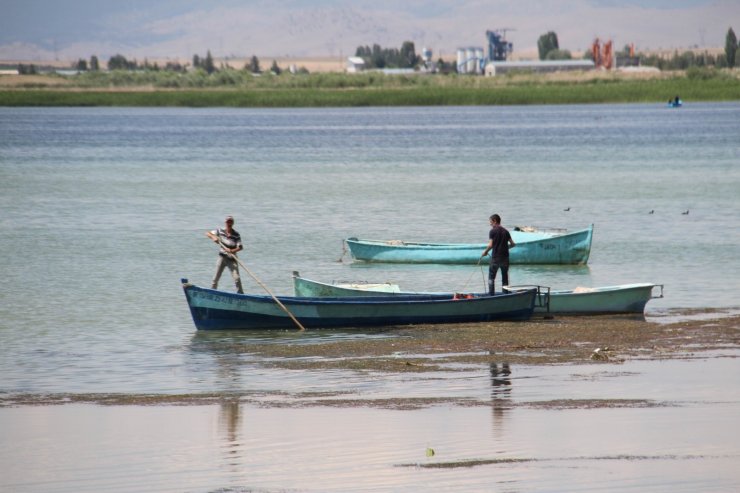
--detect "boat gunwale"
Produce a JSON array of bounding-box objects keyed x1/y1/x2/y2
[
  {"x1": 346, "y1": 225, "x2": 593, "y2": 250},
  {"x1": 294, "y1": 274, "x2": 658, "y2": 299},
  {"x1": 186, "y1": 280, "x2": 535, "y2": 306}
]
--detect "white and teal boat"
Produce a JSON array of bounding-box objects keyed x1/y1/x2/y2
[
  {"x1": 292, "y1": 273, "x2": 663, "y2": 315},
  {"x1": 344, "y1": 224, "x2": 593, "y2": 265}
]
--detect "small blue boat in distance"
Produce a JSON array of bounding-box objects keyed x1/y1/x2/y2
[
  {"x1": 668, "y1": 96, "x2": 682, "y2": 107},
  {"x1": 344, "y1": 224, "x2": 593, "y2": 265}
]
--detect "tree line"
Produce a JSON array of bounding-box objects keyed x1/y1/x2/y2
[
  {"x1": 537, "y1": 28, "x2": 738, "y2": 69},
  {"x1": 354, "y1": 41, "x2": 420, "y2": 69},
  {"x1": 68, "y1": 51, "x2": 291, "y2": 74},
  {"x1": 12, "y1": 26, "x2": 738, "y2": 76}
]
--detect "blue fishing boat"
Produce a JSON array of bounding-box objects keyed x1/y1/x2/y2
[
  {"x1": 292, "y1": 273, "x2": 663, "y2": 315},
  {"x1": 181, "y1": 278, "x2": 538, "y2": 330},
  {"x1": 344, "y1": 224, "x2": 593, "y2": 265}
]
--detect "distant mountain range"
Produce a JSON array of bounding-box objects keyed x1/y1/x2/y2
[{"x1": 1, "y1": 1, "x2": 736, "y2": 62}]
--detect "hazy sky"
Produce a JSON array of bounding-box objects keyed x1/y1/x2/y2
[{"x1": 1, "y1": 0, "x2": 737, "y2": 61}]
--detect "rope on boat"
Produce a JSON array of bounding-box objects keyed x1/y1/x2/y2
[
  {"x1": 458, "y1": 256, "x2": 485, "y2": 293},
  {"x1": 337, "y1": 239, "x2": 347, "y2": 263}
]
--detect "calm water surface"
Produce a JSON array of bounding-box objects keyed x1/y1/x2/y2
[{"x1": 1, "y1": 104, "x2": 739, "y2": 491}]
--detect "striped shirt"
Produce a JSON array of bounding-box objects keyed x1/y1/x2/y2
[{"x1": 212, "y1": 227, "x2": 242, "y2": 255}]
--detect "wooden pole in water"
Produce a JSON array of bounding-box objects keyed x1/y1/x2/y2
[{"x1": 214, "y1": 240, "x2": 306, "y2": 331}]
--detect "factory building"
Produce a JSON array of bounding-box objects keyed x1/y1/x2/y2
[
  {"x1": 458, "y1": 29, "x2": 596, "y2": 76},
  {"x1": 485, "y1": 59, "x2": 595, "y2": 76}
]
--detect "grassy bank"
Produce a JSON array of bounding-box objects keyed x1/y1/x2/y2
[{"x1": 1, "y1": 70, "x2": 739, "y2": 107}]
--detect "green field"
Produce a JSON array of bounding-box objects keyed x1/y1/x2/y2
[{"x1": 1, "y1": 68, "x2": 739, "y2": 107}]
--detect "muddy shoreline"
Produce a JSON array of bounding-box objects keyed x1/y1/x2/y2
[
  {"x1": 243, "y1": 311, "x2": 740, "y2": 369},
  {"x1": 3, "y1": 311, "x2": 738, "y2": 409}
]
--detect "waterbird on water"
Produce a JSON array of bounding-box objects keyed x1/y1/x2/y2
[
  {"x1": 649, "y1": 210, "x2": 654, "y2": 214},
  {"x1": 563, "y1": 207, "x2": 570, "y2": 211},
  {"x1": 682, "y1": 210, "x2": 689, "y2": 215}
]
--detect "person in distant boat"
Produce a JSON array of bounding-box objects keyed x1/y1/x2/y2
[
  {"x1": 481, "y1": 214, "x2": 516, "y2": 295},
  {"x1": 206, "y1": 215, "x2": 244, "y2": 293}
]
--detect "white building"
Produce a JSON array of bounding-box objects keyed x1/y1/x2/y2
[
  {"x1": 485, "y1": 60, "x2": 595, "y2": 76},
  {"x1": 346, "y1": 56, "x2": 366, "y2": 73}
]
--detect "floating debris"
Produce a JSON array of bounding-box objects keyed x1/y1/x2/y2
[{"x1": 591, "y1": 347, "x2": 611, "y2": 361}]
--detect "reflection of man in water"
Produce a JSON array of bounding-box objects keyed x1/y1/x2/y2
[
  {"x1": 490, "y1": 362, "x2": 512, "y2": 436},
  {"x1": 219, "y1": 399, "x2": 241, "y2": 451},
  {"x1": 490, "y1": 362, "x2": 512, "y2": 398}
]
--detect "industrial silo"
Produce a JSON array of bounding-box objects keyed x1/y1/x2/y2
[
  {"x1": 474, "y1": 47, "x2": 484, "y2": 74},
  {"x1": 466, "y1": 47, "x2": 476, "y2": 73},
  {"x1": 456, "y1": 48, "x2": 466, "y2": 73},
  {"x1": 422, "y1": 47, "x2": 432, "y2": 63}
]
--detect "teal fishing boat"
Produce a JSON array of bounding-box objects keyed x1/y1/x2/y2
[
  {"x1": 344, "y1": 225, "x2": 593, "y2": 265},
  {"x1": 182, "y1": 278, "x2": 538, "y2": 330},
  {"x1": 292, "y1": 273, "x2": 663, "y2": 315}
]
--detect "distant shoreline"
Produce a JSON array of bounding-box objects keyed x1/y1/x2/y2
[{"x1": 1, "y1": 70, "x2": 739, "y2": 107}]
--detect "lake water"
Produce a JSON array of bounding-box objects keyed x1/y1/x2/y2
[{"x1": 1, "y1": 104, "x2": 739, "y2": 492}]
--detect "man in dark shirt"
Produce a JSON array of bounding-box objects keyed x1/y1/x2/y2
[
  {"x1": 481, "y1": 214, "x2": 516, "y2": 295},
  {"x1": 206, "y1": 215, "x2": 244, "y2": 293}
]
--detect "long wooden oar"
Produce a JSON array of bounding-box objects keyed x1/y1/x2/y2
[{"x1": 213, "y1": 240, "x2": 306, "y2": 331}]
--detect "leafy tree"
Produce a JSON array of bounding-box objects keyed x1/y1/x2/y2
[
  {"x1": 537, "y1": 31, "x2": 559, "y2": 60},
  {"x1": 371, "y1": 44, "x2": 385, "y2": 68},
  {"x1": 17, "y1": 64, "x2": 37, "y2": 75},
  {"x1": 89, "y1": 55, "x2": 99, "y2": 71},
  {"x1": 75, "y1": 59, "x2": 88, "y2": 71},
  {"x1": 270, "y1": 60, "x2": 281, "y2": 74},
  {"x1": 108, "y1": 54, "x2": 136, "y2": 70},
  {"x1": 400, "y1": 41, "x2": 419, "y2": 68},
  {"x1": 726, "y1": 27, "x2": 737, "y2": 68},
  {"x1": 203, "y1": 50, "x2": 216, "y2": 74},
  {"x1": 164, "y1": 61, "x2": 186, "y2": 72},
  {"x1": 192, "y1": 54, "x2": 201, "y2": 69},
  {"x1": 354, "y1": 41, "x2": 420, "y2": 69},
  {"x1": 247, "y1": 55, "x2": 260, "y2": 73},
  {"x1": 545, "y1": 49, "x2": 572, "y2": 60},
  {"x1": 436, "y1": 57, "x2": 456, "y2": 73}
]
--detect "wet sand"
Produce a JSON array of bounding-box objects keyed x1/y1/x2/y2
[
  {"x1": 2, "y1": 311, "x2": 738, "y2": 492},
  {"x1": 4, "y1": 311, "x2": 738, "y2": 409}
]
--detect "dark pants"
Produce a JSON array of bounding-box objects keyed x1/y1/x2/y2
[{"x1": 488, "y1": 260, "x2": 509, "y2": 295}]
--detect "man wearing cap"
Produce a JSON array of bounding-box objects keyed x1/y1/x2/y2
[{"x1": 206, "y1": 216, "x2": 244, "y2": 293}]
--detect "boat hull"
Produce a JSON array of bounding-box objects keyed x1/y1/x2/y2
[
  {"x1": 292, "y1": 274, "x2": 662, "y2": 315},
  {"x1": 345, "y1": 225, "x2": 593, "y2": 265},
  {"x1": 182, "y1": 279, "x2": 537, "y2": 330},
  {"x1": 533, "y1": 283, "x2": 661, "y2": 314}
]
